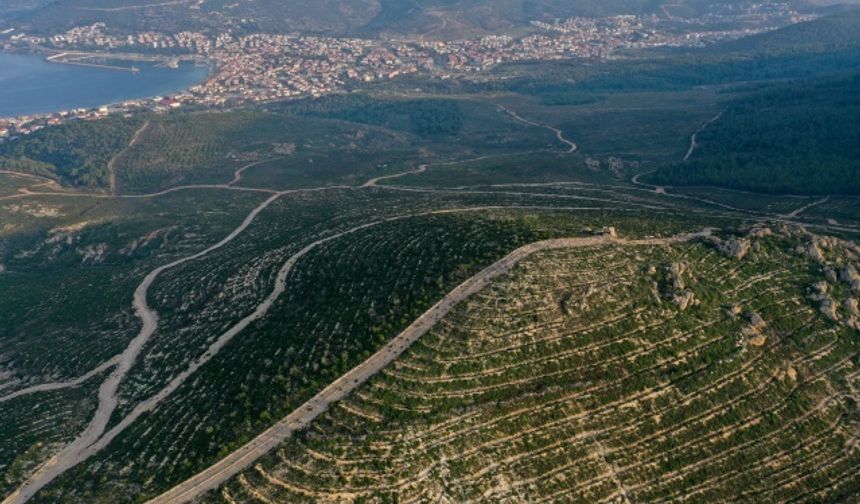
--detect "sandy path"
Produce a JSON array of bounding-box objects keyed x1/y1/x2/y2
[
  {"x1": 0, "y1": 160, "x2": 439, "y2": 405},
  {"x1": 630, "y1": 171, "x2": 752, "y2": 214},
  {"x1": 2, "y1": 192, "x2": 284, "y2": 504},
  {"x1": 146, "y1": 228, "x2": 710, "y2": 504},
  {"x1": 108, "y1": 121, "x2": 151, "y2": 194},
  {"x1": 0, "y1": 170, "x2": 62, "y2": 193},
  {"x1": 81, "y1": 0, "x2": 192, "y2": 11},
  {"x1": 0, "y1": 183, "x2": 280, "y2": 203},
  {"x1": 2, "y1": 203, "x2": 517, "y2": 502},
  {"x1": 0, "y1": 170, "x2": 56, "y2": 186}
]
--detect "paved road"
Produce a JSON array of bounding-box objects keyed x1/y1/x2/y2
[{"x1": 147, "y1": 230, "x2": 710, "y2": 504}]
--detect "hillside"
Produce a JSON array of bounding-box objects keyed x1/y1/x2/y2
[
  {"x1": 3, "y1": 6, "x2": 860, "y2": 502},
  {"x1": 649, "y1": 71, "x2": 860, "y2": 195},
  {"x1": 713, "y1": 9, "x2": 860, "y2": 54},
  {"x1": 7, "y1": 0, "x2": 820, "y2": 38},
  {"x1": 211, "y1": 226, "x2": 860, "y2": 503}
]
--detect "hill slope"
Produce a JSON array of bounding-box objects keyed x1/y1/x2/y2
[
  {"x1": 713, "y1": 9, "x2": 860, "y2": 54},
  {"x1": 650, "y1": 71, "x2": 860, "y2": 195},
  {"x1": 8, "y1": 0, "x2": 813, "y2": 38},
  {"x1": 212, "y1": 228, "x2": 860, "y2": 502}
]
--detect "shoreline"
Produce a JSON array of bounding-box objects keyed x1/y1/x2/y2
[{"x1": 0, "y1": 49, "x2": 213, "y2": 122}]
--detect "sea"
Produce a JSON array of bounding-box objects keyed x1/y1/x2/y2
[{"x1": 0, "y1": 52, "x2": 209, "y2": 118}]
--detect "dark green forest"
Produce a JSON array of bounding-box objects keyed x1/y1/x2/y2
[
  {"x1": 649, "y1": 72, "x2": 860, "y2": 195},
  {"x1": 288, "y1": 96, "x2": 465, "y2": 136},
  {"x1": 714, "y1": 10, "x2": 860, "y2": 54},
  {"x1": 0, "y1": 117, "x2": 143, "y2": 188}
]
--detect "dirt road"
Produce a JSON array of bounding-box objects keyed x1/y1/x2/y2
[
  {"x1": 361, "y1": 164, "x2": 428, "y2": 187},
  {"x1": 782, "y1": 195, "x2": 830, "y2": 219},
  {"x1": 146, "y1": 228, "x2": 710, "y2": 504},
  {"x1": 683, "y1": 112, "x2": 723, "y2": 162},
  {"x1": 496, "y1": 105, "x2": 578, "y2": 153},
  {"x1": 2, "y1": 192, "x2": 284, "y2": 504},
  {"x1": 228, "y1": 158, "x2": 285, "y2": 186},
  {"x1": 0, "y1": 357, "x2": 119, "y2": 404},
  {"x1": 108, "y1": 121, "x2": 150, "y2": 194},
  {"x1": 2, "y1": 205, "x2": 549, "y2": 503}
]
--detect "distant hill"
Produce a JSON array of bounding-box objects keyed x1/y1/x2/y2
[
  {"x1": 713, "y1": 9, "x2": 860, "y2": 54},
  {"x1": 6, "y1": 0, "x2": 825, "y2": 38},
  {"x1": 8, "y1": 0, "x2": 662, "y2": 37},
  {"x1": 0, "y1": 0, "x2": 54, "y2": 17}
]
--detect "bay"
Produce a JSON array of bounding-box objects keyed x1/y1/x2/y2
[{"x1": 0, "y1": 52, "x2": 208, "y2": 118}]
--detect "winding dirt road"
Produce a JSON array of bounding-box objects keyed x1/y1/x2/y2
[
  {"x1": 228, "y1": 158, "x2": 284, "y2": 187},
  {"x1": 0, "y1": 126, "x2": 853, "y2": 503},
  {"x1": 2, "y1": 192, "x2": 284, "y2": 504},
  {"x1": 495, "y1": 105, "x2": 578, "y2": 153},
  {"x1": 361, "y1": 164, "x2": 428, "y2": 188},
  {"x1": 2, "y1": 201, "x2": 580, "y2": 503},
  {"x1": 146, "y1": 228, "x2": 711, "y2": 504}
]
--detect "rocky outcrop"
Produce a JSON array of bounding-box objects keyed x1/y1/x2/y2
[
  {"x1": 673, "y1": 290, "x2": 697, "y2": 311},
  {"x1": 747, "y1": 226, "x2": 773, "y2": 238},
  {"x1": 840, "y1": 265, "x2": 860, "y2": 293},
  {"x1": 741, "y1": 311, "x2": 768, "y2": 347},
  {"x1": 820, "y1": 299, "x2": 840, "y2": 321},
  {"x1": 668, "y1": 262, "x2": 687, "y2": 290},
  {"x1": 709, "y1": 235, "x2": 752, "y2": 260}
]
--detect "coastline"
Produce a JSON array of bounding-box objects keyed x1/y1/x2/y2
[{"x1": 0, "y1": 49, "x2": 212, "y2": 125}]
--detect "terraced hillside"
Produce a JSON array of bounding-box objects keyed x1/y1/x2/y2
[
  {"x1": 3, "y1": 77, "x2": 860, "y2": 504},
  {"x1": 213, "y1": 226, "x2": 860, "y2": 503}
]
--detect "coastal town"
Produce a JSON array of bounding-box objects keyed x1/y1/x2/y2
[{"x1": 0, "y1": 3, "x2": 813, "y2": 139}]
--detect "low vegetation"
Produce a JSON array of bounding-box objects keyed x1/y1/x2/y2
[{"x1": 215, "y1": 226, "x2": 860, "y2": 503}]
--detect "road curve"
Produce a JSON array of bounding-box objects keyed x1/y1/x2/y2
[
  {"x1": 1, "y1": 205, "x2": 529, "y2": 503},
  {"x1": 228, "y1": 158, "x2": 285, "y2": 186},
  {"x1": 496, "y1": 105, "x2": 578, "y2": 153},
  {"x1": 147, "y1": 228, "x2": 710, "y2": 504},
  {"x1": 0, "y1": 357, "x2": 119, "y2": 404},
  {"x1": 361, "y1": 164, "x2": 428, "y2": 187},
  {"x1": 2, "y1": 192, "x2": 284, "y2": 504}
]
